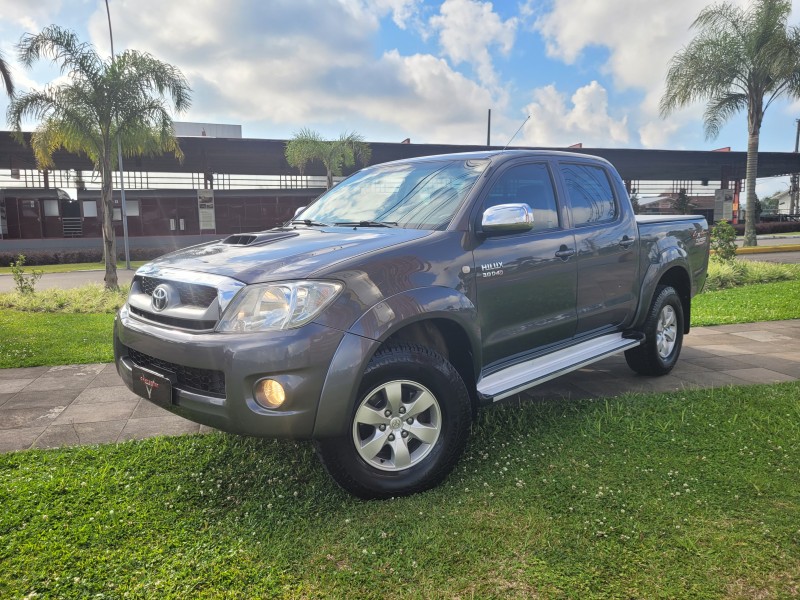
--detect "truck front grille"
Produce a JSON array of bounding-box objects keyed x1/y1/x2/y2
[
  {"x1": 135, "y1": 275, "x2": 218, "y2": 308},
  {"x1": 129, "y1": 306, "x2": 217, "y2": 331},
  {"x1": 127, "y1": 347, "x2": 226, "y2": 397}
]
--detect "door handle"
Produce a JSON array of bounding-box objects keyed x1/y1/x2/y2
[
  {"x1": 619, "y1": 236, "x2": 635, "y2": 248},
  {"x1": 555, "y1": 246, "x2": 575, "y2": 260}
]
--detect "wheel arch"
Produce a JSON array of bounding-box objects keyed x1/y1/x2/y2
[
  {"x1": 633, "y1": 262, "x2": 692, "y2": 335},
  {"x1": 312, "y1": 287, "x2": 481, "y2": 438}
]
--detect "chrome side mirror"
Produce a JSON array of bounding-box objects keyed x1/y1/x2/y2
[{"x1": 481, "y1": 203, "x2": 533, "y2": 234}]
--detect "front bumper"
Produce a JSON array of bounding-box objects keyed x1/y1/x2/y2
[{"x1": 114, "y1": 305, "x2": 347, "y2": 439}]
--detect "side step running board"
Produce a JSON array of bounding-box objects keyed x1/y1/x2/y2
[{"x1": 477, "y1": 332, "x2": 643, "y2": 402}]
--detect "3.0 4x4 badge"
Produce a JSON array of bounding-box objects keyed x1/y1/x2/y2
[{"x1": 480, "y1": 261, "x2": 504, "y2": 278}]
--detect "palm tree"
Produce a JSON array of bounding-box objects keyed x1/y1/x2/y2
[
  {"x1": 660, "y1": 0, "x2": 800, "y2": 246},
  {"x1": 7, "y1": 25, "x2": 191, "y2": 289},
  {"x1": 0, "y1": 49, "x2": 13, "y2": 96},
  {"x1": 285, "y1": 129, "x2": 372, "y2": 189}
]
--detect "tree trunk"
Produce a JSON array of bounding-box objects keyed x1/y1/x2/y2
[
  {"x1": 100, "y1": 153, "x2": 119, "y2": 290},
  {"x1": 743, "y1": 128, "x2": 759, "y2": 247},
  {"x1": 326, "y1": 168, "x2": 333, "y2": 190}
]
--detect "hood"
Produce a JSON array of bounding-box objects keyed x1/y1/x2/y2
[{"x1": 139, "y1": 227, "x2": 432, "y2": 284}]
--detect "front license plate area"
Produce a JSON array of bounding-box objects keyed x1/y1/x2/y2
[{"x1": 132, "y1": 365, "x2": 173, "y2": 408}]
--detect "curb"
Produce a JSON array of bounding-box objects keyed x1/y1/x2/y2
[{"x1": 735, "y1": 245, "x2": 800, "y2": 254}]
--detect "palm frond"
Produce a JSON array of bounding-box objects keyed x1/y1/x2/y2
[{"x1": 0, "y1": 50, "x2": 14, "y2": 96}]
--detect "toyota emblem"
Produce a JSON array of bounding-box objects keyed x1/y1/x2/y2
[{"x1": 151, "y1": 285, "x2": 170, "y2": 312}]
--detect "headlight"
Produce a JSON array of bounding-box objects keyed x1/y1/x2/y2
[{"x1": 216, "y1": 281, "x2": 343, "y2": 333}]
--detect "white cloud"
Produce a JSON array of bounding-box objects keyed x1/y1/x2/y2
[
  {"x1": 81, "y1": 0, "x2": 498, "y2": 144},
  {"x1": 0, "y1": 0, "x2": 62, "y2": 32},
  {"x1": 520, "y1": 81, "x2": 629, "y2": 148},
  {"x1": 429, "y1": 0, "x2": 517, "y2": 88}
]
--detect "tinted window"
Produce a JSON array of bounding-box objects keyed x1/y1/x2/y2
[
  {"x1": 484, "y1": 163, "x2": 559, "y2": 231},
  {"x1": 561, "y1": 164, "x2": 617, "y2": 226}
]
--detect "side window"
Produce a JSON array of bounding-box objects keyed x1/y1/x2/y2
[
  {"x1": 484, "y1": 163, "x2": 559, "y2": 232},
  {"x1": 561, "y1": 163, "x2": 617, "y2": 226}
]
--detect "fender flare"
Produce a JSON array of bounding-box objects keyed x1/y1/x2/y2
[
  {"x1": 312, "y1": 286, "x2": 480, "y2": 438},
  {"x1": 630, "y1": 246, "x2": 691, "y2": 332}
]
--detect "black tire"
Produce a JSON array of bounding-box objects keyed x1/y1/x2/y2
[
  {"x1": 625, "y1": 285, "x2": 684, "y2": 376},
  {"x1": 314, "y1": 343, "x2": 472, "y2": 500}
]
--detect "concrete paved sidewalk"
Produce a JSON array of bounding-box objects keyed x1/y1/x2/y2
[{"x1": 1, "y1": 320, "x2": 799, "y2": 454}]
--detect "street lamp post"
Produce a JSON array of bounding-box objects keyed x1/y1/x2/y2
[{"x1": 104, "y1": 0, "x2": 131, "y2": 270}]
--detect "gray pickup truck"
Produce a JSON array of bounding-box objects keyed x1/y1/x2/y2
[{"x1": 115, "y1": 150, "x2": 709, "y2": 498}]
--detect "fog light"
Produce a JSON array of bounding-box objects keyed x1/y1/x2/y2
[{"x1": 254, "y1": 379, "x2": 286, "y2": 409}]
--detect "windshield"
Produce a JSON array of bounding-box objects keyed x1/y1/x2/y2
[{"x1": 296, "y1": 158, "x2": 490, "y2": 230}]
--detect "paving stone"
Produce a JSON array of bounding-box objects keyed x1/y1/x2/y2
[
  {"x1": 677, "y1": 371, "x2": 752, "y2": 387},
  {"x1": 34, "y1": 421, "x2": 127, "y2": 448},
  {"x1": 2, "y1": 388, "x2": 82, "y2": 409},
  {"x1": 198, "y1": 425, "x2": 218, "y2": 435},
  {"x1": 86, "y1": 372, "x2": 125, "y2": 388},
  {"x1": 669, "y1": 361, "x2": 713, "y2": 374},
  {"x1": 677, "y1": 347, "x2": 717, "y2": 360},
  {"x1": 42, "y1": 364, "x2": 106, "y2": 378},
  {"x1": 720, "y1": 368, "x2": 796, "y2": 384},
  {"x1": 0, "y1": 426, "x2": 47, "y2": 452},
  {"x1": 131, "y1": 399, "x2": 175, "y2": 419},
  {"x1": 698, "y1": 344, "x2": 761, "y2": 357},
  {"x1": 0, "y1": 406, "x2": 68, "y2": 430},
  {"x1": 0, "y1": 366, "x2": 49, "y2": 380},
  {"x1": 118, "y1": 416, "x2": 200, "y2": 442},
  {"x1": 0, "y1": 393, "x2": 13, "y2": 408},
  {"x1": 729, "y1": 331, "x2": 795, "y2": 343},
  {"x1": 684, "y1": 356, "x2": 753, "y2": 371},
  {"x1": 0, "y1": 379, "x2": 35, "y2": 394},
  {"x1": 23, "y1": 376, "x2": 95, "y2": 392},
  {"x1": 73, "y1": 386, "x2": 139, "y2": 405},
  {"x1": 51, "y1": 401, "x2": 135, "y2": 425},
  {"x1": 32, "y1": 424, "x2": 80, "y2": 449},
  {"x1": 735, "y1": 354, "x2": 800, "y2": 377}
]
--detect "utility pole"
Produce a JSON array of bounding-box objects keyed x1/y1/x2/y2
[
  {"x1": 792, "y1": 119, "x2": 800, "y2": 215},
  {"x1": 487, "y1": 109, "x2": 491, "y2": 146}
]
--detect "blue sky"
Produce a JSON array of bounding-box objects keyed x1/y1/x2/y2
[{"x1": 2, "y1": 0, "x2": 800, "y2": 195}]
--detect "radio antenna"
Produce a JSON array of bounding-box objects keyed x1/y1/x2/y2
[{"x1": 503, "y1": 115, "x2": 530, "y2": 151}]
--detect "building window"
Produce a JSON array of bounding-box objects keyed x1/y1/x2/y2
[
  {"x1": 83, "y1": 201, "x2": 98, "y2": 218},
  {"x1": 43, "y1": 199, "x2": 59, "y2": 217}
]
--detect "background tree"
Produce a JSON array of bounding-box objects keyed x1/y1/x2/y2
[
  {"x1": 759, "y1": 192, "x2": 780, "y2": 214},
  {"x1": 670, "y1": 188, "x2": 695, "y2": 214},
  {"x1": 629, "y1": 192, "x2": 641, "y2": 215},
  {"x1": 7, "y1": 25, "x2": 190, "y2": 289},
  {"x1": 285, "y1": 129, "x2": 371, "y2": 189},
  {"x1": 0, "y1": 49, "x2": 13, "y2": 96},
  {"x1": 660, "y1": 0, "x2": 800, "y2": 247}
]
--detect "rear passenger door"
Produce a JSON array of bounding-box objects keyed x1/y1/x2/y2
[
  {"x1": 473, "y1": 160, "x2": 578, "y2": 367},
  {"x1": 557, "y1": 161, "x2": 639, "y2": 336}
]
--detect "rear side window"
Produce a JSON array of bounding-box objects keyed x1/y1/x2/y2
[
  {"x1": 484, "y1": 163, "x2": 559, "y2": 231},
  {"x1": 561, "y1": 164, "x2": 617, "y2": 226}
]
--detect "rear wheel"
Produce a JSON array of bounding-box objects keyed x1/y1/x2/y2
[
  {"x1": 625, "y1": 285, "x2": 684, "y2": 376},
  {"x1": 315, "y1": 343, "x2": 472, "y2": 499}
]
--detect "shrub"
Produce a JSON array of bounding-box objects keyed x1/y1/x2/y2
[
  {"x1": 704, "y1": 259, "x2": 800, "y2": 291},
  {"x1": 731, "y1": 221, "x2": 800, "y2": 235},
  {"x1": 0, "y1": 247, "x2": 168, "y2": 267},
  {"x1": 710, "y1": 220, "x2": 737, "y2": 263},
  {"x1": 0, "y1": 283, "x2": 129, "y2": 313},
  {"x1": 9, "y1": 254, "x2": 43, "y2": 294}
]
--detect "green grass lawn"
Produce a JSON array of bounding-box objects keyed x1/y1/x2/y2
[
  {"x1": 0, "y1": 261, "x2": 147, "y2": 275},
  {"x1": 1, "y1": 383, "x2": 797, "y2": 598},
  {"x1": 0, "y1": 310, "x2": 115, "y2": 368},
  {"x1": 692, "y1": 279, "x2": 800, "y2": 326}
]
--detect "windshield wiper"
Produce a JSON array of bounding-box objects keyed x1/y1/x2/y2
[
  {"x1": 290, "y1": 219, "x2": 330, "y2": 227},
  {"x1": 334, "y1": 221, "x2": 398, "y2": 228}
]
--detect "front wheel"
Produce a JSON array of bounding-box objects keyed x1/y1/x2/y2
[
  {"x1": 625, "y1": 285, "x2": 684, "y2": 376},
  {"x1": 314, "y1": 343, "x2": 472, "y2": 499}
]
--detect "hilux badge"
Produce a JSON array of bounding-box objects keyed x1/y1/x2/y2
[{"x1": 151, "y1": 285, "x2": 169, "y2": 312}]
